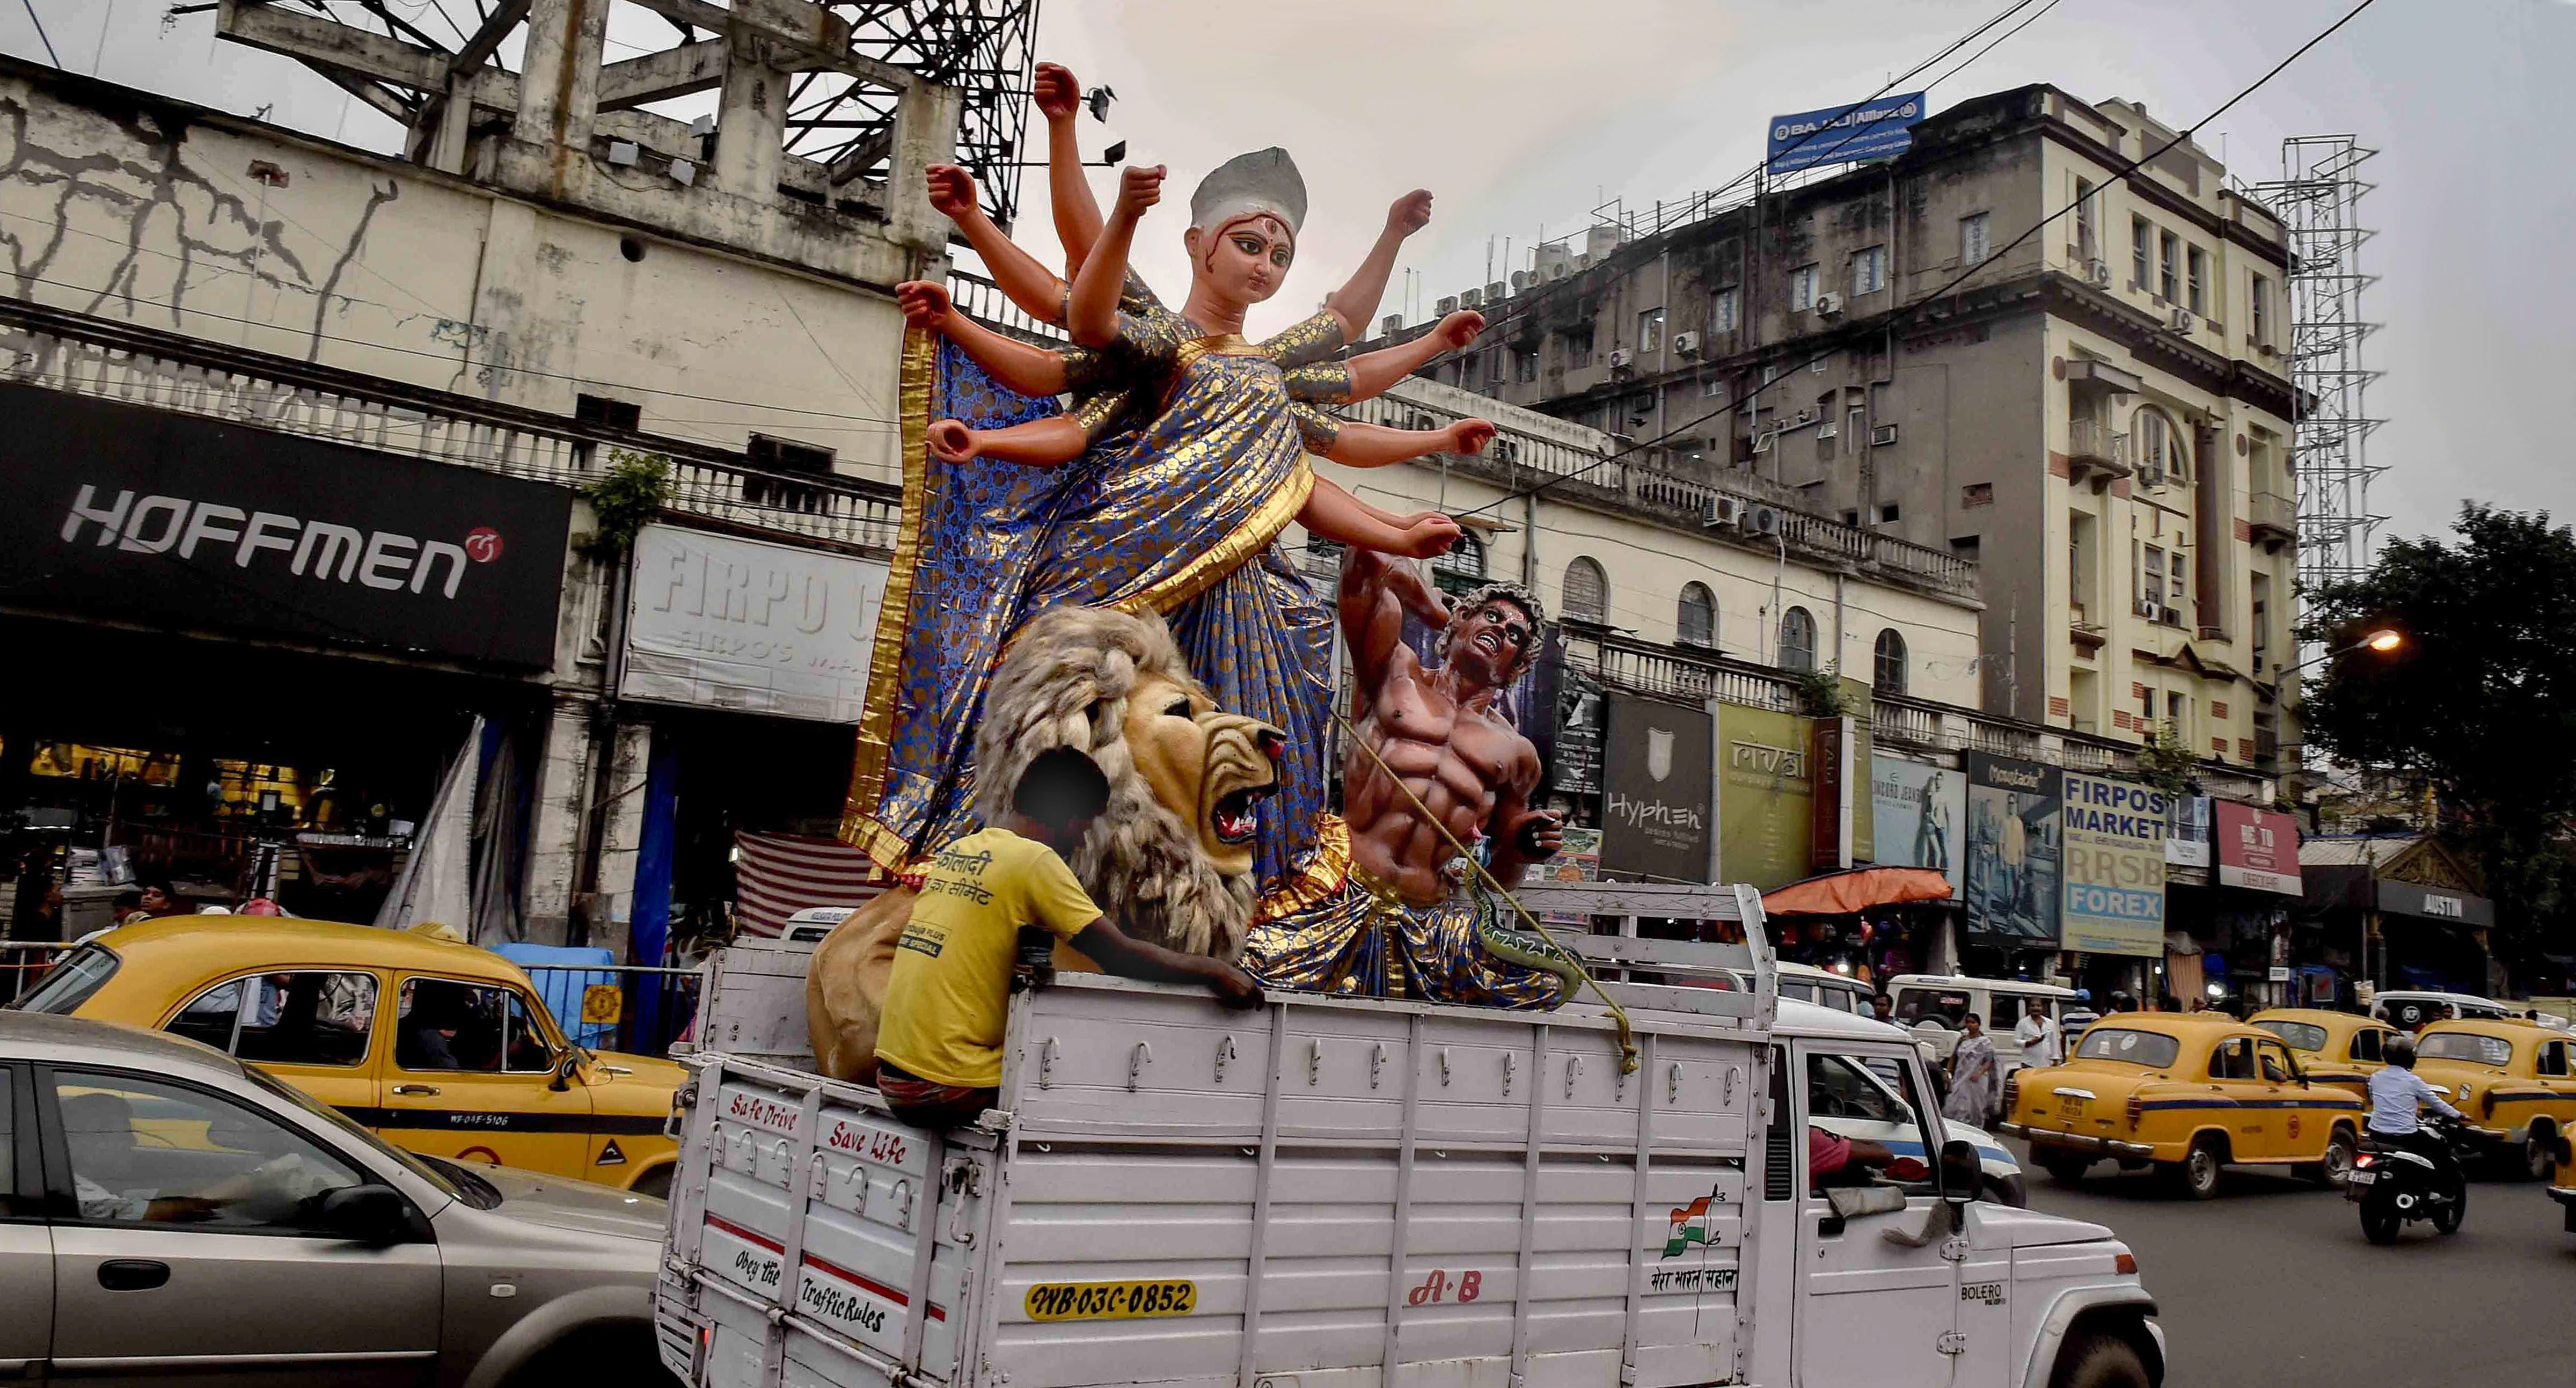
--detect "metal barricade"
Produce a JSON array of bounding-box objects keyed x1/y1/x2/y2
[
  {"x1": 0, "y1": 940, "x2": 76, "y2": 1007},
  {"x1": 518, "y1": 963, "x2": 704, "y2": 1061}
]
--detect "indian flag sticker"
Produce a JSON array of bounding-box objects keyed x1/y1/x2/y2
[{"x1": 1662, "y1": 1190, "x2": 1725, "y2": 1258}]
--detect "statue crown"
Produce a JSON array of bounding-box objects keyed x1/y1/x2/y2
[{"x1": 1190, "y1": 147, "x2": 1307, "y2": 238}]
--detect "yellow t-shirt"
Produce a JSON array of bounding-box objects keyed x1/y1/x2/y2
[{"x1": 876, "y1": 828, "x2": 1103, "y2": 1089}]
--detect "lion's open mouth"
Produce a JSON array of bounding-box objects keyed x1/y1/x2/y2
[{"x1": 1211, "y1": 785, "x2": 1271, "y2": 845}]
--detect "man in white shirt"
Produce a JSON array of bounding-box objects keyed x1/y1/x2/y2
[
  {"x1": 2366, "y1": 1034, "x2": 2464, "y2": 1186},
  {"x1": 2013, "y1": 998, "x2": 2063, "y2": 1070}
]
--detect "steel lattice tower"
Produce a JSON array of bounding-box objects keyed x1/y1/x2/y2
[{"x1": 2253, "y1": 137, "x2": 2385, "y2": 601}]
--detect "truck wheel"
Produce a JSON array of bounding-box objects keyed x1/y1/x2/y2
[
  {"x1": 2041, "y1": 1153, "x2": 2092, "y2": 1186},
  {"x1": 2311, "y1": 1128, "x2": 2358, "y2": 1188},
  {"x1": 2052, "y1": 1332, "x2": 2151, "y2": 1388},
  {"x1": 2171, "y1": 1136, "x2": 2224, "y2": 1201}
]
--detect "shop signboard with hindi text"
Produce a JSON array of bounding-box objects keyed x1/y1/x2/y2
[
  {"x1": 2059, "y1": 772, "x2": 2168, "y2": 958},
  {"x1": 1963, "y1": 752, "x2": 2061, "y2": 949},
  {"x1": 1600, "y1": 694, "x2": 1713, "y2": 883},
  {"x1": 1870, "y1": 755, "x2": 1965, "y2": 897},
  {"x1": 623, "y1": 524, "x2": 887, "y2": 723},
  {"x1": 1717, "y1": 703, "x2": 1814, "y2": 889},
  {"x1": 2215, "y1": 801, "x2": 2302, "y2": 895}
]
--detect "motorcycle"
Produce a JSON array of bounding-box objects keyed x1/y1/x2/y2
[{"x1": 2346, "y1": 1113, "x2": 2475, "y2": 1244}]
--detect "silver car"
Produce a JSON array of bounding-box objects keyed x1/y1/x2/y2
[{"x1": 0, "y1": 1011, "x2": 674, "y2": 1386}]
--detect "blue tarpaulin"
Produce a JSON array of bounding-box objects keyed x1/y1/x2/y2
[{"x1": 493, "y1": 943, "x2": 619, "y2": 1048}]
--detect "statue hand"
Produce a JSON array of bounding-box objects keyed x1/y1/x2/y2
[
  {"x1": 1512, "y1": 810, "x2": 1564, "y2": 861},
  {"x1": 896, "y1": 280, "x2": 955, "y2": 331},
  {"x1": 1395, "y1": 514, "x2": 1462, "y2": 560},
  {"x1": 1115, "y1": 164, "x2": 1166, "y2": 220},
  {"x1": 924, "y1": 164, "x2": 978, "y2": 220},
  {"x1": 1448, "y1": 419, "x2": 1497, "y2": 456},
  {"x1": 1033, "y1": 62, "x2": 1081, "y2": 121},
  {"x1": 1386, "y1": 188, "x2": 1433, "y2": 237},
  {"x1": 926, "y1": 419, "x2": 980, "y2": 463},
  {"x1": 1435, "y1": 310, "x2": 1486, "y2": 352}
]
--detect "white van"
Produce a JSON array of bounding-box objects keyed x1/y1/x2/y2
[
  {"x1": 1887, "y1": 973, "x2": 2080, "y2": 1073},
  {"x1": 2369, "y1": 989, "x2": 2511, "y2": 1031}
]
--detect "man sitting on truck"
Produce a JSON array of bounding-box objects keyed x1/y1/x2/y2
[{"x1": 875, "y1": 747, "x2": 1266, "y2": 1129}]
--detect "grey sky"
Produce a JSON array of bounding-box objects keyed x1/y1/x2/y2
[{"x1": 8, "y1": 0, "x2": 2570, "y2": 545}]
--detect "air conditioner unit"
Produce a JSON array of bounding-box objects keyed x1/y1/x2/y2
[
  {"x1": 2160, "y1": 605, "x2": 2183, "y2": 625},
  {"x1": 1460, "y1": 287, "x2": 1484, "y2": 309},
  {"x1": 1672, "y1": 331, "x2": 1701, "y2": 356},
  {"x1": 2085, "y1": 258, "x2": 2113, "y2": 288},
  {"x1": 1702, "y1": 496, "x2": 1743, "y2": 530},
  {"x1": 1510, "y1": 270, "x2": 1532, "y2": 291},
  {"x1": 1607, "y1": 347, "x2": 1635, "y2": 370},
  {"x1": 1748, "y1": 505, "x2": 1784, "y2": 536},
  {"x1": 1549, "y1": 262, "x2": 1569, "y2": 280},
  {"x1": 1380, "y1": 313, "x2": 1404, "y2": 338},
  {"x1": 1814, "y1": 291, "x2": 1845, "y2": 317},
  {"x1": 2167, "y1": 307, "x2": 2196, "y2": 333},
  {"x1": 2133, "y1": 596, "x2": 2158, "y2": 617},
  {"x1": 2138, "y1": 463, "x2": 2164, "y2": 490},
  {"x1": 1487, "y1": 281, "x2": 1508, "y2": 303},
  {"x1": 1574, "y1": 252, "x2": 1594, "y2": 270},
  {"x1": 1436, "y1": 295, "x2": 1460, "y2": 316},
  {"x1": 1871, "y1": 423, "x2": 1900, "y2": 447}
]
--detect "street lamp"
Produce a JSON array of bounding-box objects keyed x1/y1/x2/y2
[{"x1": 2280, "y1": 627, "x2": 2402, "y2": 680}]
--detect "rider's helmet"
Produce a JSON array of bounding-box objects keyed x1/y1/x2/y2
[{"x1": 2384, "y1": 1034, "x2": 2417, "y2": 1069}]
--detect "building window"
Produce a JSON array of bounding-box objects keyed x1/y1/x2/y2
[
  {"x1": 2158, "y1": 230, "x2": 2179, "y2": 302},
  {"x1": 1562, "y1": 556, "x2": 1608, "y2": 624},
  {"x1": 2251, "y1": 273, "x2": 2273, "y2": 347},
  {"x1": 1567, "y1": 328, "x2": 1593, "y2": 369},
  {"x1": 1454, "y1": 354, "x2": 1477, "y2": 385},
  {"x1": 1432, "y1": 529, "x2": 1488, "y2": 587},
  {"x1": 1790, "y1": 264, "x2": 1820, "y2": 311},
  {"x1": 2131, "y1": 217, "x2": 2152, "y2": 289},
  {"x1": 1961, "y1": 213, "x2": 1992, "y2": 266},
  {"x1": 1677, "y1": 582, "x2": 1716, "y2": 647},
  {"x1": 1878, "y1": 501, "x2": 1899, "y2": 523},
  {"x1": 2140, "y1": 544, "x2": 2166, "y2": 615},
  {"x1": 1638, "y1": 308, "x2": 1665, "y2": 356},
  {"x1": 1711, "y1": 286, "x2": 1740, "y2": 333},
  {"x1": 2251, "y1": 571, "x2": 2274, "y2": 674},
  {"x1": 2186, "y1": 246, "x2": 2208, "y2": 316},
  {"x1": 1700, "y1": 375, "x2": 1726, "y2": 400},
  {"x1": 1779, "y1": 606, "x2": 1817, "y2": 671},
  {"x1": 2135, "y1": 408, "x2": 2187, "y2": 485},
  {"x1": 1872, "y1": 629, "x2": 1908, "y2": 695},
  {"x1": 1513, "y1": 345, "x2": 1538, "y2": 382},
  {"x1": 1488, "y1": 349, "x2": 1507, "y2": 382},
  {"x1": 1853, "y1": 245, "x2": 1886, "y2": 296},
  {"x1": 2073, "y1": 179, "x2": 2098, "y2": 260}
]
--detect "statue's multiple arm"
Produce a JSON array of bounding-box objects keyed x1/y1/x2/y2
[
  {"x1": 924, "y1": 164, "x2": 1071, "y2": 328},
  {"x1": 1034, "y1": 62, "x2": 1108, "y2": 282},
  {"x1": 1321, "y1": 418, "x2": 1497, "y2": 469},
  {"x1": 1298, "y1": 480, "x2": 1462, "y2": 560},
  {"x1": 897, "y1": 280, "x2": 1069, "y2": 396},
  {"x1": 1483, "y1": 745, "x2": 1560, "y2": 889},
  {"x1": 1069, "y1": 164, "x2": 1163, "y2": 347},
  {"x1": 1321, "y1": 190, "x2": 1434, "y2": 340}
]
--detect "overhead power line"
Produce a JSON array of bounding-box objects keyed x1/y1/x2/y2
[{"x1": 17, "y1": 0, "x2": 62, "y2": 66}]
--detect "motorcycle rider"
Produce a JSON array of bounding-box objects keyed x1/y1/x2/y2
[{"x1": 2365, "y1": 1033, "x2": 2465, "y2": 1190}]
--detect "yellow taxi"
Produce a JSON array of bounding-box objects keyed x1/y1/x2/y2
[
  {"x1": 2550, "y1": 1139, "x2": 2576, "y2": 1234},
  {"x1": 2411, "y1": 1018, "x2": 2576, "y2": 1180},
  {"x1": 12, "y1": 915, "x2": 687, "y2": 1195},
  {"x1": 2248, "y1": 1007, "x2": 2405, "y2": 1101},
  {"x1": 1995, "y1": 1011, "x2": 2366, "y2": 1199}
]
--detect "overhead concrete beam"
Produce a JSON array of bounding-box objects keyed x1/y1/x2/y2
[
  {"x1": 623, "y1": 0, "x2": 914, "y2": 90},
  {"x1": 596, "y1": 39, "x2": 729, "y2": 113},
  {"x1": 216, "y1": 0, "x2": 515, "y2": 107}
]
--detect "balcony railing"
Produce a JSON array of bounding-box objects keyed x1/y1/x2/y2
[
  {"x1": 2066, "y1": 418, "x2": 2132, "y2": 485},
  {"x1": 2248, "y1": 489, "x2": 2297, "y2": 545},
  {"x1": 0, "y1": 296, "x2": 903, "y2": 552}
]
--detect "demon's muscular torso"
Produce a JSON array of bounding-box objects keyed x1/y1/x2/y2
[{"x1": 1338, "y1": 550, "x2": 1560, "y2": 906}]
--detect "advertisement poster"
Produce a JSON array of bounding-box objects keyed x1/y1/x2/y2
[
  {"x1": 1718, "y1": 704, "x2": 1814, "y2": 889},
  {"x1": 1870, "y1": 755, "x2": 1965, "y2": 897},
  {"x1": 2165, "y1": 795, "x2": 2213, "y2": 868},
  {"x1": 1538, "y1": 826, "x2": 1603, "y2": 926},
  {"x1": 1550, "y1": 666, "x2": 1605, "y2": 797},
  {"x1": 624, "y1": 524, "x2": 886, "y2": 722},
  {"x1": 1964, "y1": 752, "x2": 2061, "y2": 948},
  {"x1": 1765, "y1": 91, "x2": 1928, "y2": 174},
  {"x1": 1600, "y1": 695, "x2": 1714, "y2": 883},
  {"x1": 2059, "y1": 772, "x2": 2169, "y2": 957},
  {"x1": 2215, "y1": 800, "x2": 2302, "y2": 895}
]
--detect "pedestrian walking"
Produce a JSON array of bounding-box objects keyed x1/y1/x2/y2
[{"x1": 1943, "y1": 1013, "x2": 2000, "y2": 1127}]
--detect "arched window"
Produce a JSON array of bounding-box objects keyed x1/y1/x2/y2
[
  {"x1": 2136, "y1": 407, "x2": 2189, "y2": 486},
  {"x1": 1677, "y1": 582, "x2": 1716, "y2": 647},
  {"x1": 1779, "y1": 606, "x2": 1817, "y2": 671},
  {"x1": 1873, "y1": 629, "x2": 1908, "y2": 694},
  {"x1": 1562, "y1": 556, "x2": 1608, "y2": 624},
  {"x1": 1432, "y1": 529, "x2": 1487, "y2": 586}
]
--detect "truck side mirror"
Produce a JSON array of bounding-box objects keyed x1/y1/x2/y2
[{"x1": 1938, "y1": 1138, "x2": 1980, "y2": 1208}]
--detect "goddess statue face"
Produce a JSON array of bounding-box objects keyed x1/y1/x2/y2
[{"x1": 1185, "y1": 214, "x2": 1295, "y2": 309}]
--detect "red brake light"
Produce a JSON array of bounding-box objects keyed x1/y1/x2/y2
[
  {"x1": 2002, "y1": 1076, "x2": 2020, "y2": 1114},
  {"x1": 2125, "y1": 1093, "x2": 2142, "y2": 1128}
]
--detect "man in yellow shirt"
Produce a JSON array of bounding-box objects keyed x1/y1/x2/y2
[{"x1": 876, "y1": 747, "x2": 1263, "y2": 1128}]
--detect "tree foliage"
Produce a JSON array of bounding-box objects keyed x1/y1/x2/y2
[{"x1": 2301, "y1": 505, "x2": 2576, "y2": 975}]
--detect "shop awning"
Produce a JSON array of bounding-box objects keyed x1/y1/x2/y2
[{"x1": 1761, "y1": 866, "x2": 1953, "y2": 917}]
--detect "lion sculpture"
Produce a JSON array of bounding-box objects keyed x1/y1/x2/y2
[{"x1": 808, "y1": 605, "x2": 1283, "y2": 1082}]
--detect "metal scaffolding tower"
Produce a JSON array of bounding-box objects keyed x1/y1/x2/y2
[{"x1": 2253, "y1": 136, "x2": 2386, "y2": 596}]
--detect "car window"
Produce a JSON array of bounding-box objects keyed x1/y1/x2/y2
[
  {"x1": 2256, "y1": 1039, "x2": 2296, "y2": 1082},
  {"x1": 10, "y1": 945, "x2": 121, "y2": 1014},
  {"x1": 1809, "y1": 1053, "x2": 1905, "y2": 1123},
  {"x1": 2256, "y1": 1019, "x2": 2329, "y2": 1053},
  {"x1": 1895, "y1": 988, "x2": 1971, "y2": 1027},
  {"x1": 52, "y1": 1070, "x2": 366, "y2": 1234},
  {"x1": 2537, "y1": 1041, "x2": 2571, "y2": 1078},
  {"x1": 2349, "y1": 1028, "x2": 2385, "y2": 1063},
  {"x1": 2210, "y1": 1038, "x2": 2257, "y2": 1080},
  {"x1": 166, "y1": 973, "x2": 378, "y2": 1068},
  {"x1": 1806, "y1": 1052, "x2": 1934, "y2": 1195},
  {"x1": 2418, "y1": 1033, "x2": 2514, "y2": 1068},
  {"x1": 2073, "y1": 1027, "x2": 2180, "y2": 1068},
  {"x1": 395, "y1": 978, "x2": 553, "y2": 1074},
  {"x1": 1, "y1": 1069, "x2": 29, "y2": 1219},
  {"x1": 233, "y1": 1065, "x2": 494, "y2": 1210}
]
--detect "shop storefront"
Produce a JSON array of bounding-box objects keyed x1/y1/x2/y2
[
  {"x1": 0, "y1": 385, "x2": 571, "y2": 938},
  {"x1": 2297, "y1": 835, "x2": 2494, "y2": 1000},
  {"x1": 2162, "y1": 799, "x2": 2303, "y2": 1010}
]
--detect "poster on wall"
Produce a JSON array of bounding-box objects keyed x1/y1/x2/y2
[
  {"x1": 2165, "y1": 795, "x2": 2213, "y2": 868},
  {"x1": 1718, "y1": 703, "x2": 1814, "y2": 889},
  {"x1": 1601, "y1": 694, "x2": 1714, "y2": 883},
  {"x1": 1550, "y1": 664, "x2": 1605, "y2": 797},
  {"x1": 1870, "y1": 755, "x2": 1966, "y2": 896},
  {"x1": 2059, "y1": 772, "x2": 2169, "y2": 957},
  {"x1": 624, "y1": 524, "x2": 887, "y2": 721},
  {"x1": 2215, "y1": 800, "x2": 2302, "y2": 894},
  {"x1": 1964, "y1": 751, "x2": 2061, "y2": 948}
]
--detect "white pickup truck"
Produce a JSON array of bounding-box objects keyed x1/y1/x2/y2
[{"x1": 654, "y1": 882, "x2": 2163, "y2": 1388}]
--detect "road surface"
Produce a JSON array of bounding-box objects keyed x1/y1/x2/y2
[{"x1": 2016, "y1": 1147, "x2": 2576, "y2": 1385}]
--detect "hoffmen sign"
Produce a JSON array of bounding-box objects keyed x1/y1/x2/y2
[{"x1": 0, "y1": 385, "x2": 570, "y2": 667}]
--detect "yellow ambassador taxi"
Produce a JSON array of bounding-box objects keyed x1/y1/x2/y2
[
  {"x1": 12, "y1": 915, "x2": 687, "y2": 1196},
  {"x1": 2410, "y1": 1018, "x2": 2576, "y2": 1181},
  {"x1": 2550, "y1": 1141, "x2": 2576, "y2": 1234},
  {"x1": 1995, "y1": 1012, "x2": 2366, "y2": 1200},
  {"x1": 2248, "y1": 1007, "x2": 2405, "y2": 1101}
]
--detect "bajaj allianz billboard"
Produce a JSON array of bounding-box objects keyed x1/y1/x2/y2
[{"x1": 2059, "y1": 772, "x2": 2169, "y2": 957}]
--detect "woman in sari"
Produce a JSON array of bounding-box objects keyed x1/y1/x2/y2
[{"x1": 1944, "y1": 1013, "x2": 2001, "y2": 1127}]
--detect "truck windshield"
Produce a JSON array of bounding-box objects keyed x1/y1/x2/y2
[{"x1": 2073, "y1": 1028, "x2": 2180, "y2": 1068}]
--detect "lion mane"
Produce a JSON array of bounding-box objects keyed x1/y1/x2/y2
[{"x1": 971, "y1": 605, "x2": 1258, "y2": 958}]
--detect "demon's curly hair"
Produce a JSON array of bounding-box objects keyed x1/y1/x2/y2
[{"x1": 1433, "y1": 580, "x2": 1546, "y2": 681}]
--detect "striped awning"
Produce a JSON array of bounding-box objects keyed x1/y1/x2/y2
[{"x1": 733, "y1": 831, "x2": 888, "y2": 938}]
